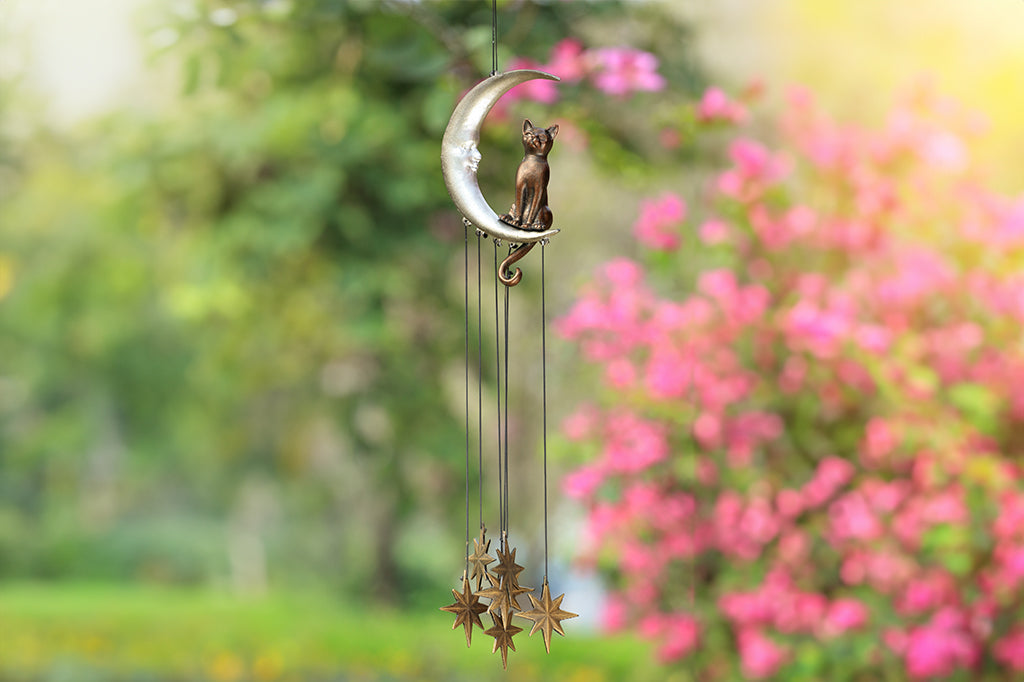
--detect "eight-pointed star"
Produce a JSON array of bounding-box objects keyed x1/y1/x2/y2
[
  {"x1": 517, "y1": 579, "x2": 579, "y2": 653},
  {"x1": 466, "y1": 527, "x2": 494, "y2": 590},
  {"x1": 475, "y1": 571, "x2": 523, "y2": 626},
  {"x1": 484, "y1": 612, "x2": 523, "y2": 669},
  {"x1": 491, "y1": 545, "x2": 527, "y2": 588},
  {"x1": 440, "y1": 575, "x2": 488, "y2": 648}
]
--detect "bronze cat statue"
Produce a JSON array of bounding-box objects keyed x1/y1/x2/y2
[{"x1": 500, "y1": 119, "x2": 558, "y2": 231}]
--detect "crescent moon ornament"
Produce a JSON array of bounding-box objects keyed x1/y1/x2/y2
[
  {"x1": 441, "y1": 59, "x2": 577, "y2": 667},
  {"x1": 441, "y1": 70, "x2": 561, "y2": 248}
]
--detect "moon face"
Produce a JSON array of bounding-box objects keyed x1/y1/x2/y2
[{"x1": 441, "y1": 70, "x2": 560, "y2": 244}]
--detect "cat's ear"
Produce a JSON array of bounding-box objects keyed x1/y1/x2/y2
[
  {"x1": 546, "y1": 124, "x2": 559, "y2": 140},
  {"x1": 523, "y1": 119, "x2": 533, "y2": 133}
]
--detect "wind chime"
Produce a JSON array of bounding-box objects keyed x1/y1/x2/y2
[{"x1": 438, "y1": 1, "x2": 577, "y2": 669}]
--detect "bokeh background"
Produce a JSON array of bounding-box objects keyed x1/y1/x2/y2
[{"x1": 3, "y1": 1, "x2": 1024, "y2": 680}]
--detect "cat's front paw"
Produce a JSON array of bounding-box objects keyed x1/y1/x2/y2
[{"x1": 499, "y1": 208, "x2": 521, "y2": 227}]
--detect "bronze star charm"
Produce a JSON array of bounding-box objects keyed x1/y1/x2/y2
[
  {"x1": 477, "y1": 542, "x2": 534, "y2": 624},
  {"x1": 440, "y1": 575, "x2": 488, "y2": 648},
  {"x1": 466, "y1": 527, "x2": 495, "y2": 590},
  {"x1": 484, "y1": 612, "x2": 523, "y2": 669},
  {"x1": 492, "y1": 545, "x2": 527, "y2": 589},
  {"x1": 517, "y1": 578, "x2": 579, "y2": 653},
  {"x1": 475, "y1": 571, "x2": 522, "y2": 625}
]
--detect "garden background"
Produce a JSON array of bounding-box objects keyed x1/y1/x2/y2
[{"x1": 4, "y1": 1, "x2": 1024, "y2": 680}]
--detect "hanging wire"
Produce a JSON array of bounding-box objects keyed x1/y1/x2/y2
[
  {"x1": 464, "y1": 222, "x2": 471, "y2": 578},
  {"x1": 477, "y1": 233, "x2": 484, "y2": 531},
  {"x1": 502, "y1": 252, "x2": 511, "y2": 537},
  {"x1": 490, "y1": 0, "x2": 498, "y2": 76},
  {"x1": 541, "y1": 241, "x2": 549, "y2": 579},
  {"x1": 493, "y1": 240, "x2": 505, "y2": 545}
]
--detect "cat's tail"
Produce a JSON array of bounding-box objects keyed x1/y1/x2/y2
[{"x1": 498, "y1": 242, "x2": 536, "y2": 287}]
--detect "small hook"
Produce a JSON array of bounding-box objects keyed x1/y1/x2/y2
[{"x1": 498, "y1": 242, "x2": 536, "y2": 287}]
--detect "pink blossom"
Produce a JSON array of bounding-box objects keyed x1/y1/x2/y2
[
  {"x1": 821, "y1": 598, "x2": 869, "y2": 637},
  {"x1": 784, "y1": 300, "x2": 852, "y2": 358},
  {"x1": 862, "y1": 418, "x2": 897, "y2": 462},
  {"x1": 657, "y1": 615, "x2": 700, "y2": 663},
  {"x1": 737, "y1": 628, "x2": 788, "y2": 678},
  {"x1": 994, "y1": 628, "x2": 1024, "y2": 671},
  {"x1": 775, "y1": 489, "x2": 804, "y2": 519},
  {"x1": 591, "y1": 47, "x2": 666, "y2": 97},
  {"x1": 698, "y1": 219, "x2": 730, "y2": 245},
  {"x1": 904, "y1": 609, "x2": 979, "y2": 678},
  {"x1": 601, "y1": 594, "x2": 630, "y2": 632},
  {"x1": 829, "y1": 491, "x2": 883, "y2": 542},
  {"x1": 562, "y1": 406, "x2": 598, "y2": 442},
  {"x1": 739, "y1": 497, "x2": 780, "y2": 545},
  {"x1": 693, "y1": 412, "x2": 722, "y2": 448},
  {"x1": 563, "y1": 465, "x2": 604, "y2": 500},
  {"x1": 603, "y1": 257, "x2": 644, "y2": 287},
  {"x1": 505, "y1": 57, "x2": 560, "y2": 104},
  {"x1": 633, "y1": 193, "x2": 686, "y2": 251},
  {"x1": 545, "y1": 38, "x2": 590, "y2": 82},
  {"x1": 898, "y1": 571, "x2": 954, "y2": 615},
  {"x1": 605, "y1": 357, "x2": 636, "y2": 389},
  {"x1": 603, "y1": 412, "x2": 668, "y2": 473},
  {"x1": 697, "y1": 87, "x2": 747, "y2": 124}
]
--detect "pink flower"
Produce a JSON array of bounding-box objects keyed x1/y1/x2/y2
[
  {"x1": 601, "y1": 594, "x2": 630, "y2": 632},
  {"x1": 563, "y1": 465, "x2": 604, "y2": 499},
  {"x1": 862, "y1": 417, "x2": 898, "y2": 462},
  {"x1": 657, "y1": 615, "x2": 700, "y2": 663},
  {"x1": 603, "y1": 258, "x2": 644, "y2": 287},
  {"x1": 904, "y1": 609, "x2": 978, "y2": 678},
  {"x1": 730, "y1": 138, "x2": 785, "y2": 181},
  {"x1": 603, "y1": 412, "x2": 668, "y2": 473},
  {"x1": 605, "y1": 357, "x2": 636, "y2": 389},
  {"x1": 591, "y1": 47, "x2": 666, "y2": 97},
  {"x1": 994, "y1": 628, "x2": 1024, "y2": 671},
  {"x1": 821, "y1": 598, "x2": 869, "y2": 637},
  {"x1": 698, "y1": 219, "x2": 730, "y2": 245},
  {"x1": 545, "y1": 38, "x2": 590, "y2": 82},
  {"x1": 737, "y1": 628, "x2": 788, "y2": 678},
  {"x1": 633, "y1": 193, "x2": 686, "y2": 251},
  {"x1": 505, "y1": 57, "x2": 560, "y2": 104},
  {"x1": 697, "y1": 87, "x2": 747, "y2": 124},
  {"x1": 562, "y1": 406, "x2": 598, "y2": 442},
  {"x1": 828, "y1": 491, "x2": 883, "y2": 542},
  {"x1": 898, "y1": 571, "x2": 954, "y2": 615}
]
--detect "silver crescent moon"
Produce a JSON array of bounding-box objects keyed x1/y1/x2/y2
[{"x1": 441, "y1": 69, "x2": 560, "y2": 243}]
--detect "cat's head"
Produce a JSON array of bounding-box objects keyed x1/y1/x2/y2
[{"x1": 522, "y1": 119, "x2": 558, "y2": 156}]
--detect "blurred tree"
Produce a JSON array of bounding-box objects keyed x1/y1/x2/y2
[{"x1": 0, "y1": 0, "x2": 702, "y2": 603}]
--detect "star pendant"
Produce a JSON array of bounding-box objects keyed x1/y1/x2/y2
[
  {"x1": 475, "y1": 571, "x2": 524, "y2": 626},
  {"x1": 466, "y1": 527, "x2": 495, "y2": 590},
  {"x1": 517, "y1": 578, "x2": 579, "y2": 653},
  {"x1": 440, "y1": 574, "x2": 488, "y2": 648},
  {"x1": 492, "y1": 545, "x2": 527, "y2": 589},
  {"x1": 484, "y1": 612, "x2": 523, "y2": 669}
]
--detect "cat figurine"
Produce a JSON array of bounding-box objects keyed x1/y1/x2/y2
[{"x1": 500, "y1": 119, "x2": 558, "y2": 231}]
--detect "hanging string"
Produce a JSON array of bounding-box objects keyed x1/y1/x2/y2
[
  {"x1": 477, "y1": 233, "x2": 484, "y2": 531},
  {"x1": 502, "y1": 249, "x2": 512, "y2": 538},
  {"x1": 541, "y1": 241, "x2": 549, "y2": 580},
  {"x1": 463, "y1": 221, "x2": 471, "y2": 578},
  {"x1": 462, "y1": 220, "x2": 468, "y2": 577},
  {"x1": 493, "y1": 240, "x2": 505, "y2": 546},
  {"x1": 490, "y1": 0, "x2": 498, "y2": 76}
]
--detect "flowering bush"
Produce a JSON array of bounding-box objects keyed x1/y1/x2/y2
[
  {"x1": 507, "y1": 39, "x2": 666, "y2": 104},
  {"x1": 558, "y1": 84, "x2": 1024, "y2": 679}
]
